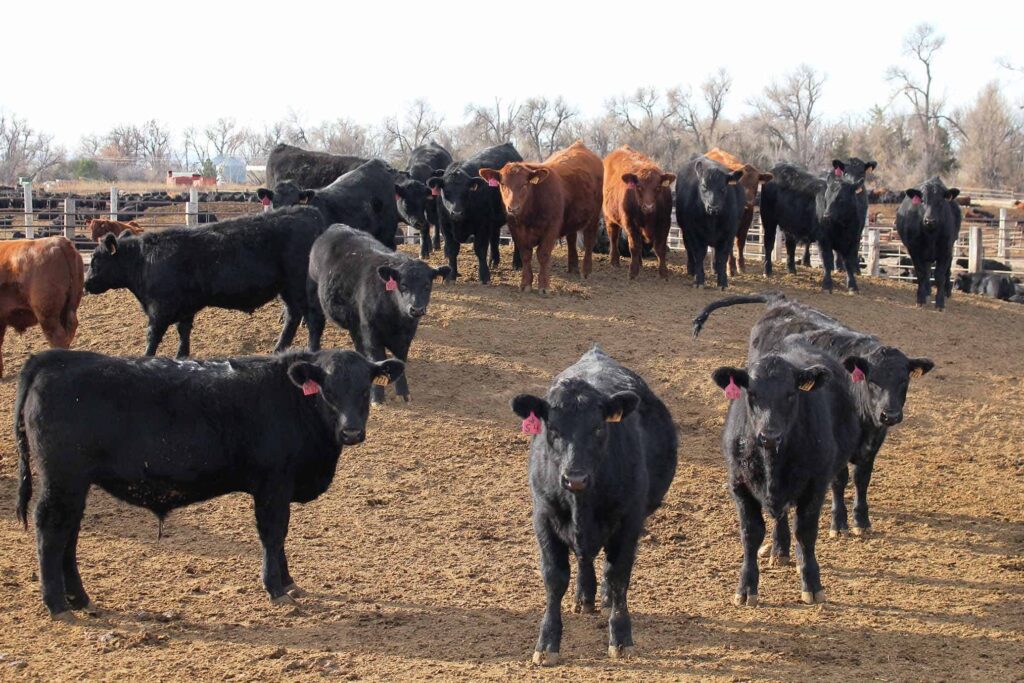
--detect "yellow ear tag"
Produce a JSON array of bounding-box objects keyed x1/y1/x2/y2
[
  {"x1": 529, "y1": 175, "x2": 541, "y2": 185},
  {"x1": 910, "y1": 367, "x2": 924, "y2": 378},
  {"x1": 373, "y1": 375, "x2": 390, "y2": 386},
  {"x1": 798, "y1": 380, "x2": 815, "y2": 392},
  {"x1": 606, "y1": 411, "x2": 623, "y2": 423}
]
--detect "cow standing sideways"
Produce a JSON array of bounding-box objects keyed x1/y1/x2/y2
[
  {"x1": 16, "y1": 348, "x2": 404, "y2": 618},
  {"x1": 84, "y1": 206, "x2": 327, "y2": 357},
  {"x1": 703, "y1": 148, "x2": 773, "y2": 275},
  {"x1": 896, "y1": 177, "x2": 961, "y2": 310},
  {"x1": 602, "y1": 146, "x2": 675, "y2": 279},
  {"x1": 309, "y1": 225, "x2": 449, "y2": 404},
  {"x1": 480, "y1": 141, "x2": 603, "y2": 293},
  {"x1": 0, "y1": 237, "x2": 84, "y2": 377},
  {"x1": 512, "y1": 346, "x2": 677, "y2": 665},
  {"x1": 675, "y1": 154, "x2": 744, "y2": 289}
]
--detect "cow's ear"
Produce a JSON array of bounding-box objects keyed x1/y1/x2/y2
[
  {"x1": 378, "y1": 265, "x2": 401, "y2": 285},
  {"x1": 102, "y1": 232, "x2": 118, "y2": 254},
  {"x1": 905, "y1": 189, "x2": 922, "y2": 200},
  {"x1": 604, "y1": 391, "x2": 639, "y2": 423},
  {"x1": 257, "y1": 188, "x2": 273, "y2": 201},
  {"x1": 842, "y1": 356, "x2": 871, "y2": 381},
  {"x1": 945, "y1": 188, "x2": 960, "y2": 200},
  {"x1": 907, "y1": 357, "x2": 934, "y2": 379},
  {"x1": 468, "y1": 177, "x2": 486, "y2": 192},
  {"x1": 372, "y1": 359, "x2": 405, "y2": 387},
  {"x1": 727, "y1": 169, "x2": 744, "y2": 185},
  {"x1": 431, "y1": 265, "x2": 451, "y2": 280},
  {"x1": 479, "y1": 168, "x2": 501, "y2": 185},
  {"x1": 287, "y1": 361, "x2": 326, "y2": 391},
  {"x1": 795, "y1": 365, "x2": 829, "y2": 392},
  {"x1": 529, "y1": 168, "x2": 550, "y2": 185},
  {"x1": 298, "y1": 190, "x2": 316, "y2": 204},
  {"x1": 511, "y1": 394, "x2": 549, "y2": 421},
  {"x1": 712, "y1": 367, "x2": 749, "y2": 390},
  {"x1": 832, "y1": 159, "x2": 845, "y2": 172},
  {"x1": 865, "y1": 160, "x2": 878, "y2": 172},
  {"x1": 621, "y1": 173, "x2": 639, "y2": 187},
  {"x1": 660, "y1": 173, "x2": 676, "y2": 188}
]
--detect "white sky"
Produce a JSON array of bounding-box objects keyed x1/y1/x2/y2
[{"x1": 4, "y1": 0, "x2": 1022, "y2": 148}]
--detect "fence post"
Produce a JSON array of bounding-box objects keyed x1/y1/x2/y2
[
  {"x1": 998, "y1": 208, "x2": 1008, "y2": 259},
  {"x1": 23, "y1": 182, "x2": 34, "y2": 239},
  {"x1": 186, "y1": 186, "x2": 199, "y2": 227},
  {"x1": 866, "y1": 229, "x2": 880, "y2": 277},
  {"x1": 63, "y1": 198, "x2": 76, "y2": 240},
  {"x1": 968, "y1": 226, "x2": 984, "y2": 273},
  {"x1": 109, "y1": 186, "x2": 119, "y2": 221}
]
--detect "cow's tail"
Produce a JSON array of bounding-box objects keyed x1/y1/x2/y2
[
  {"x1": 692, "y1": 293, "x2": 786, "y2": 340},
  {"x1": 14, "y1": 359, "x2": 42, "y2": 529},
  {"x1": 58, "y1": 238, "x2": 85, "y2": 339}
]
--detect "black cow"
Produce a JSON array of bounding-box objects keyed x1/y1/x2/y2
[
  {"x1": 712, "y1": 340, "x2": 859, "y2": 606},
  {"x1": 896, "y1": 177, "x2": 961, "y2": 310},
  {"x1": 259, "y1": 159, "x2": 400, "y2": 250},
  {"x1": 265, "y1": 143, "x2": 366, "y2": 189},
  {"x1": 84, "y1": 206, "x2": 327, "y2": 357},
  {"x1": 15, "y1": 348, "x2": 404, "y2": 619},
  {"x1": 394, "y1": 172, "x2": 433, "y2": 257},
  {"x1": 694, "y1": 293, "x2": 934, "y2": 545},
  {"x1": 760, "y1": 161, "x2": 866, "y2": 292},
  {"x1": 309, "y1": 225, "x2": 449, "y2": 404},
  {"x1": 954, "y1": 272, "x2": 1016, "y2": 301},
  {"x1": 406, "y1": 142, "x2": 453, "y2": 256},
  {"x1": 427, "y1": 142, "x2": 523, "y2": 283},
  {"x1": 511, "y1": 346, "x2": 677, "y2": 665},
  {"x1": 676, "y1": 155, "x2": 744, "y2": 289}
]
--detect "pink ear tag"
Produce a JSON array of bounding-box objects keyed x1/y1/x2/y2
[
  {"x1": 522, "y1": 411, "x2": 542, "y2": 435},
  {"x1": 834, "y1": 168, "x2": 844, "y2": 177},
  {"x1": 851, "y1": 367, "x2": 865, "y2": 383},
  {"x1": 385, "y1": 276, "x2": 398, "y2": 292},
  {"x1": 911, "y1": 196, "x2": 921, "y2": 205},
  {"x1": 724, "y1": 377, "x2": 742, "y2": 400},
  {"x1": 302, "y1": 380, "x2": 320, "y2": 396},
  {"x1": 487, "y1": 178, "x2": 499, "y2": 188},
  {"x1": 430, "y1": 186, "x2": 440, "y2": 196}
]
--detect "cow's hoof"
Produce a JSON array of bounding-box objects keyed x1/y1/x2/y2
[
  {"x1": 532, "y1": 650, "x2": 559, "y2": 667},
  {"x1": 270, "y1": 594, "x2": 298, "y2": 606},
  {"x1": 768, "y1": 554, "x2": 791, "y2": 568},
  {"x1": 608, "y1": 644, "x2": 634, "y2": 659},
  {"x1": 51, "y1": 611, "x2": 80, "y2": 624},
  {"x1": 801, "y1": 590, "x2": 827, "y2": 605},
  {"x1": 851, "y1": 526, "x2": 871, "y2": 537},
  {"x1": 733, "y1": 592, "x2": 758, "y2": 607},
  {"x1": 284, "y1": 583, "x2": 305, "y2": 599}
]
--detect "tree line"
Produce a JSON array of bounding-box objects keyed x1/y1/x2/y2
[{"x1": 2, "y1": 24, "x2": 1022, "y2": 193}]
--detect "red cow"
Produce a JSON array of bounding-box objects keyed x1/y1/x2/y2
[
  {"x1": 0, "y1": 237, "x2": 84, "y2": 376},
  {"x1": 602, "y1": 146, "x2": 675, "y2": 279},
  {"x1": 705, "y1": 148, "x2": 773, "y2": 275},
  {"x1": 479, "y1": 141, "x2": 603, "y2": 292},
  {"x1": 88, "y1": 218, "x2": 143, "y2": 242}
]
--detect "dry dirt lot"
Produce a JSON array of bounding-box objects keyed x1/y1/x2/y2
[{"x1": 0, "y1": 246, "x2": 1022, "y2": 682}]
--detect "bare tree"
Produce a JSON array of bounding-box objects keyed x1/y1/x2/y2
[
  {"x1": 383, "y1": 99, "x2": 444, "y2": 159},
  {"x1": 0, "y1": 113, "x2": 64, "y2": 183},
  {"x1": 465, "y1": 98, "x2": 521, "y2": 147},
  {"x1": 670, "y1": 69, "x2": 732, "y2": 150},
  {"x1": 750, "y1": 64, "x2": 827, "y2": 166},
  {"x1": 515, "y1": 96, "x2": 577, "y2": 160}
]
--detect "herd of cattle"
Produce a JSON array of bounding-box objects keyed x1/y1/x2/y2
[{"x1": 0, "y1": 137, "x2": 1007, "y2": 665}]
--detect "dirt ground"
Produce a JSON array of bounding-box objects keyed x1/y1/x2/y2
[{"x1": 0, "y1": 245, "x2": 1022, "y2": 682}]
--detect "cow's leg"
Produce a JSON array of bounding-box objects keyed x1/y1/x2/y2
[
  {"x1": 819, "y1": 240, "x2": 836, "y2": 293},
  {"x1": 389, "y1": 337, "x2": 412, "y2": 402},
  {"x1": 36, "y1": 488, "x2": 87, "y2": 618},
  {"x1": 254, "y1": 488, "x2": 293, "y2": 603},
  {"x1": 533, "y1": 518, "x2": 569, "y2": 666},
  {"x1": 0, "y1": 324, "x2": 6, "y2": 377},
  {"x1": 713, "y1": 244, "x2": 730, "y2": 290},
  {"x1": 274, "y1": 299, "x2": 303, "y2": 353},
  {"x1": 830, "y1": 465, "x2": 851, "y2": 537},
  {"x1": 63, "y1": 513, "x2": 90, "y2": 610},
  {"x1": 604, "y1": 520, "x2": 641, "y2": 658},
  {"x1": 732, "y1": 484, "x2": 764, "y2": 606},
  {"x1": 175, "y1": 315, "x2": 195, "y2": 358},
  {"x1": 802, "y1": 243, "x2": 812, "y2": 267},
  {"x1": 474, "y1": 233, "x2": 491, "y2": 284},
  {"x1": 582, "y1": 226, "x2": 597, "y2": 279},
  {"x1": 785, "y1": 235, "x2": 798, "y2": 274},
  {"x1": 419, "y1": 226, "x2": 432, "y2": 259},
  {"x1": 608, "y1": 221, "x2": 622, "y2": 268},
  {"x1": 144, "y1": 318, "x2": 171, "y2": 356},
  {"x1": 565, "y1": 230, "x2": 580, "y2": 276},
  {"x1": 574, "y1": 556, "x2": 597, "y2": 614},
  {"x1": 519, "y1": 243, "x2": 535, "y2": 292},
  {"x1": 794, "y1": 490, "x2": 826, "y2": 604}
]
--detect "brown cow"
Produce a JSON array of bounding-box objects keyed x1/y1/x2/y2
[
  {"x1": 705, "y1": 148, "x2": 773, "y2": 275},
  {"x1": 88, "y1": 218, "x2": 143, "y2": 242},
  {"x1": 0, "y1": 237, "x2": 84, "y2": 377},
  {"x1": 602, "y1": 146, "x2": 675, "y2": 279},
  {"x1": 479, "y1": 141, "x2": 603, "y2": 292}
]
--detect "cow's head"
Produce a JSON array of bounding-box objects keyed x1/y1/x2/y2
[
  {"x1": 85, "y1": 231, "x2": 138, "y2": 294},
  {"x1": 287, "y1": 351, "x2": 404, "y2": 446},
  {"x1": 841, "y1": 347, "x2": 933, "y2": 427},
  {"x1": 479, "y1": 163, "x2": 549, "y2": 218},
  {"x1": 622, "y1": 168, "x2": 674, "y2": 215},
  {"x1": 904, "y1": 177, "x2": 959, "y2": 230},
  {"x1": 394, "y1": 173, "x2": 430, "y2": 231},
  {"x1": 821, "y1": 167, "x2": 864, "y2": 223},
  {"x1": 428, "y1": 167, "x2": 486, "y2": 221},
  {"x1": 376, "y1": 260, "x2": 450, "y2": 320},
  {"x1": 257, "y1": 182, "x2": 316, "y2": 208},
  {"x1": 694, "y1": 158, "x2": 743, "y2": 216},
  {"x1": 512, "y1": 378, "x2": 639, "y2": 494}
]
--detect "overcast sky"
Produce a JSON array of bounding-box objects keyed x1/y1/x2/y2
[{"x1": 4, "y1": 0, "x2": 1022, "y2": 148}]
